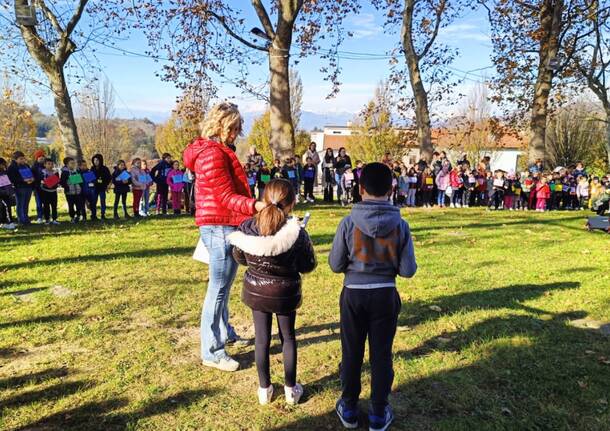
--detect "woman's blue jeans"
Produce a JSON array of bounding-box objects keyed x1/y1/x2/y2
[{"x1": 199, "y1": 225, "x2": 239, "y2": 362}]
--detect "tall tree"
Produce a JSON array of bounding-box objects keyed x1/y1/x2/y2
[
  {"x1": 1, "y1": 0, "x2": 131, "y2": 161},
  {"x1": 126, "y1": 0, "x2": 359, "y2": 159},
  {"x1": 77, "y1": 77, "x2": 117, "y2": 161},
  {"x1": 290, "y1": 68, "x2": 303, "y2": 132},
  {"x1": 373, "y1": 0, "x2": 466, "y2": 162},
  {"x1": 485, "y1": 0, "x2": 593, "y2": 164},
  {"x1": 349, "y1": 81, "x2": 405, "y2": 163},
  {"x1": 0, "y1": 0, "x2": 89, "y2": 160},
  {"x1": 571, "y1": 0, "x2": 610, "y2": 169},
  {"x1": 0, "y1": 84, "x2": 37, "y2": 159}
]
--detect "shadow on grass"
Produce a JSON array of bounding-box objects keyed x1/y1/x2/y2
[
  {"x1": 0, "y1": 314, "x2": 78, "y2": 330},
  {"x1": 266, "y1": 281, "x2": 598, "y2": 430},
  {"x1": 0, "y1": 367, "x2": 69, "y2": 390},
  {"x1": 14, "y1": 388, "x2": 214, "y2": 431},
  {"x1": 1, "y1": 287, "x2": 48, "y2": 297},
  {"x1": 0, "y1": 247, "x2": 194, "y2": 271},
  {"x1": 398, "y1": 281, "x2": 580, "y2": 327},
  {"x1": 270, "y1": 308, "x2": 609, "y2": 430}
]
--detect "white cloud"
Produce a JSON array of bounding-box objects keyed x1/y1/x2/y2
[
  {"x1": 349, "y1": 13, "x2": 383, "y2": 39},
  {"x1": 440, "y1": 23, "x2": 490, "y2": 43}
]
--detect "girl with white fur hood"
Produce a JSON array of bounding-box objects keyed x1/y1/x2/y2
[{"x1": 229, "y1": 179, "x2": 316, "y2": 407}]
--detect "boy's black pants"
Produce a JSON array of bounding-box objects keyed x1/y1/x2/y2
[
  {"x1": 340, "y1": 287, "x2": 401, "y2": 417},
  {"x1": 65, "y1": 194, "x2": 84, "y2": 219},
  {"x1": 40, "y1": 190, "x2": 58, "y2": 221},
  {"x1": 304, "y1": 179, "x2": 314, "y2": 199}
]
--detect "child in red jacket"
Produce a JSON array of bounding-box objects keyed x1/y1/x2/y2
[
  {"x1": 166, "y1": 161, "x2": 185, "y2": 215},
  {"x1": 535, "y1": 177, "x2": 551, "y2": 212}
]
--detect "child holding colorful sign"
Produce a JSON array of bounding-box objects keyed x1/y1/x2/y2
[
  {"x1": 0, "y1": 157, "x2": 16, "y2": 230},
  {"x1": 112, "y1": 160, "x2": 132, "y2": 219},
  {"x1": 40, "y1": 158, "x2": 60, "y2": 224},
  {"x1": 80, "y1": 161, "x2": 98, "y2": 221},
  {"x1": 7, "y1": 151, "x2": 35, "y2": 225},
  {"x1": 60, "y1": 157, "x2": 85, "y2": 223},
  {"x1": 167, "y1": 161, "x2": 185, "y2": 215},
  {"x1": 130, "y1": 158, "x2": 149, "y2": 217}
]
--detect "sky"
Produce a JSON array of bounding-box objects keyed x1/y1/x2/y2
[{"x1": 26, "y1": 2, "x2": 495, "y2": 124}]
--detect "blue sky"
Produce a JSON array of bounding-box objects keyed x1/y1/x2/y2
[{"x1": 32, "y1": 2, "x2": 494, "y2": 122}]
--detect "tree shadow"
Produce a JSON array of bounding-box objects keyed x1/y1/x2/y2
[
  {"x1": 0, "y1": 247, "x2": 194, "y2": 271},
  {"x1": 0, "y1": 314, "x2": 78, "y2": 330},
  {"x1": 14, "y1": 389, "x2": 215, "y2": 431},
  {"x1": 398, "y1": 281, "x2": 580, "y2": 327},
  {"x1": 0, "y1": 367, "x2": 69, "y2": 390},
  {"x1": 1, "y1": 287, "x2": 48, "y2": 297},
  {"x1": 268, "y1": 309, "x2": 610, "y2": 430}
]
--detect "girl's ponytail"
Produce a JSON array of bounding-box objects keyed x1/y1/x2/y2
[{"x1": 255, "y1": 179, "x2": 295, "y2": 236}]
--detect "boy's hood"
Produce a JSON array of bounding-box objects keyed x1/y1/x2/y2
[
  {"x1": 91, "y1": 154, "x2": 104, "y2": 166},
  {"x1": 351, "y1": 200, "x2": 401, "y2": 238}
]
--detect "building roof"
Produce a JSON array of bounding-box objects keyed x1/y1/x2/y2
[{"x1": 320, "y1": 126, "x2": 526, "y2": 152}]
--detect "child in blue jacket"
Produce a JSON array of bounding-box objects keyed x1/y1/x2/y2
[{"x1": 329, "y1": 162, "x2": 417, "y2": 431}]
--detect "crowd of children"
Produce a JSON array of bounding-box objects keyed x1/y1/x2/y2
[
  {"x1": 0, "y1": 150, "x2": 195, "y2": 230},
  {"x1": 240, "y1": 146, "x2": 610, "y2": 215}
]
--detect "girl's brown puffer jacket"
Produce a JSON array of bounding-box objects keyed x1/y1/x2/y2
[{"x1": 229, "y1": 217, "x2": 316, "y2": 314}]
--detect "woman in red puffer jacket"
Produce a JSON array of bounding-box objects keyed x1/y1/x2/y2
[{"x1": 183, "y1": 102, "x2": 265, "y2": 372}]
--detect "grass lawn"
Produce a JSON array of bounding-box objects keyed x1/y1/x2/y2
[{"x1": 1, "y1": 203, "x2": 609, "y2": 430}]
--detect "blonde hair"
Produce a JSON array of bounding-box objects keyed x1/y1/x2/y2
[
  {"x1": 255, "y1": 179, "x2": 296, "y2": 236},
  {"x1": 199, "y1": 102, "x2": 243, "y2": 143}
]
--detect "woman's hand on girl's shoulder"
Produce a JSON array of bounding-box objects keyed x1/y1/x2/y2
[{"x1": 255, "y1": 201, "x2": 266, "y2": 212}]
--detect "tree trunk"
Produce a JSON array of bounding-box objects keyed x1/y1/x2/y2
[
  {"x1": 47, "y1": 66, "x2": 83, "y2": 161},
  {"x1": 529, "y1": 0, "x2": 563, "y2": 165},
  {"x1": 401, "y1": 0, "x2": 433, "y2": 163},
  {"x1": 268, "y1": 43, "x2": 295, "y2": 160},
  {"x1": 606, "y1": 112, "x2": 610, "y2": 170}
]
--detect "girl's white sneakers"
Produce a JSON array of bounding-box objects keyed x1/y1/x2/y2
[
  {"x1": 285, "y1": 383, "x2": 304, "y2": 405},
  {"x1": 258, "y1": 385, "x2": 274, "y2": 405}
]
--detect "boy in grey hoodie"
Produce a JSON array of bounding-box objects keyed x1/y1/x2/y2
[{"x1": 330, "y1": 162, "x2": 417, "y2": 431}]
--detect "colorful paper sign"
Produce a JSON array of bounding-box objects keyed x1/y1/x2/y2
[
  {"x1": 0, "y1": 175, "x2": 11, "y2": 187},
  {"x1": 248, "y1": 177, "x2": 256, "y2": 186},
  {"x1": 172, "y1": 174, "x2": 184, "y2": 184},
  {"x1": 493, "y1": 179, "x2": 504, "y2": 187},
  {"x1": 43, "y1": 175, "x2": 59, "y2": 188},
  {"x1": 139, "y1": 174, "x2": 152, "y2": 184},
  {"x1": 287, "y1": 170, "x2": 296, "y2": 179},
  {"x1": 68, "y1": 173, "x2": 83, "y2": 185},
  {"x1": 19, "y1": 167, "x2": 33, "y2": 180},
  {"x1": 425, "y1": 177, "x2": 433, "y2": 185},
  {"x1": 117, "y1": 170, "x2": 131, "y2": 182},
  {"x1": 304, "y1": 169, "x2": 315, "y2": 179},
  {"x1": 82, "y1": 171, "x2": 96, "y2": 183},
  {"x1": 555, "y1": 184, "x2": 562, "y2": 192},
  {"x1": 261, "y1": 174, "x2": 271, "y2": 183}
]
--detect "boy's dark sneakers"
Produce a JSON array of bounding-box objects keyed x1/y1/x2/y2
[
  {"x1": 336, "y1": 399, "x2": 358, "y2": 429},
  {"x1": 368, "y1": 406, "x2": 394, "y2": 431}
]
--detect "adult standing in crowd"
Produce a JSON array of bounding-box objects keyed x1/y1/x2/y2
[
  {"x1": 322, "y1": 148, "x2": 335, "y2": 202},
  {"x1": 184, "y1": 102, "x2": 265, "y2": 372},
  {"x1": 7, "y1": 151, "x2": 34, "y2": 225},
  {"x1": 247, "y1": 146, "x2": 264, "y2": 170},
  {"x1": 303, "y1": 142, "x2": 321, "y2": 188},
  {"x1": 151, "y1": 153, "x2": 172, "y2": 215},
  {"x1": 91, "y1": 154, "x2": 112, "y2": 220},
  {"x1": 335, "y1": 147, "x2": 352, "y2": 204}
]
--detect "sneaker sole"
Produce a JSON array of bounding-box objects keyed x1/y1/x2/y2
[
  {"x1": 336, "y1": 409, "x2": 358, "y2": 429},
  {"x1": 201, "y1": 360, "x2": 239, "y2": 372},
  {"x1": 369, "y1": 416, "x2": 393, "y2": 431}
]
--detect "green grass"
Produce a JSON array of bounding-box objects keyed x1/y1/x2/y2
[{"x1": 1, "y1": 203, "x2": 609, "y2": 430}]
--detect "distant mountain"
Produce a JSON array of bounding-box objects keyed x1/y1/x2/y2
[{"x1": 241, "y1": 110, "x2": 357, "y2": 133}]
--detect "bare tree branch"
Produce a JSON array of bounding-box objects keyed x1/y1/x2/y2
[
  {"x1": 251, "y1": 0, "x2": 275, "y2": 39},
  {"x1": 206, "y1": 10, "x2": 269, "y2": 52}
]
